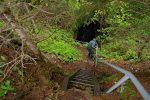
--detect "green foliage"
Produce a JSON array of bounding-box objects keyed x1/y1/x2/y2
[
  {"x1": 0, "y1": 56, "x2": 6, "y2": 66},
  {"x1": 100, "y1": 73, "x2": 137, "y2": 99},
  {"x1": 0, "y1": 20, "x2": 4, "y2": 28},
  {"x1": 98, "y1": 73, "x2": 122, "y2": 84},
  {"x1": 87, "y1": 1, "x2": 145, "y2": 62},
  {"x1": 66, "y1": 0, "x2": 108, "y2": 30},
  {"x1": 98, "y1": 41, "x2": 123, "y2": 60},
  {"x1": 105, "y1": 74, "x2": 119, "y2": 82},
  {"x1": 65, "y1": 0, "x2": 148, "y2": 62},
  {"x1": 0, "y1": 56, "x2": 6, "y2": 77},
  {"x1": 131, "y1": 17, "x2": 150, "y2": 35},
  {"x1": 106, "y1": 0, "x2": 131, "y2": 27},
  {"x1": 123, "y1": 49, "x2": 138, "y2": 60},
  {"x1": 67, "y1": 0, "x2": 82, "y2": 10},
  {"x1": 119, "y1": 80, "x2": 137, "y2": 99},
  {"x1": 0, "y1": 80, "x2": 14, "y2": 97},
  {"x1": 34, "y1": 25, "x2": 41, "y2": 34},
  {"x1": 87, "y1": 0, "x2": 132, "y2": 34},
  {"x1": 2, "y1": 0, "x2": 149, "y2": 63},
  {"x1": 141, "y1": 43, "x2": 150, "y2": 60},
  {"x1": 98, "y1": 34, "x2": 140, "y2": 61},
  {"x1": 12, "y1": 65, "x2": 23, "y2": 76},
  {"x1": 88, "y1": 9, "x2": 106, "y2": 26},
  {"x1": 68, "y1": 1, "x2": 94, "y2": 30},
  {"x1": 38, "y1": 40, "x2": 82, "y2": 62},
  {"x1": 99, "y1": 73, "x2": 137, "y2": 99},
  {"x1": 98, "y1": 33, "x2": 150, "y2": 61},
  {"x1": 49, "y1": 26, "x2": 74, "y2": 43},
  {"x1": 37, "y1": 26, "x2": 82, "y2": 62}
]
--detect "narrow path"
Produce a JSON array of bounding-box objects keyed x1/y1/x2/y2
[
  {"x1": 44, "y1": 46, "x2": 95, "y2": 73},
  {"x1": 44, "y1": 46, "x2": 150, "y2": 100},
  {"x1": 58, "y1": 47, "x2": 120, "y2": 100}
]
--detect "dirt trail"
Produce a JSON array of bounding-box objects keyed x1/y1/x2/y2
[
  {"x1": 2, "y1": 46, "x2": 149, "y2": 100},
  {"x1": 57, "y1": 47, "x2": 120, "y2": 100},
  {"x1": 45, "y1": 46, "x2": 96, "y2": 74}
]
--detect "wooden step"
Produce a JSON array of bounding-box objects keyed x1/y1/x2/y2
[
  {"x1": 73, "y1": 78, "x2": 93, "y2": 84},
  {"x1": 74, "y1": 75, "x2": 92, "y2": 79},
  {"x1": 70, "y1": 80, "x2": 94, "y2": 87}
]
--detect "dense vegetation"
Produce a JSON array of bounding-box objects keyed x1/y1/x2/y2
[
  {"x1": 0, "y1": 0, "x2": 149, "y2": 99},
  {"x1": 37, "y1": 26, "x2": 82, "y2": 62}
]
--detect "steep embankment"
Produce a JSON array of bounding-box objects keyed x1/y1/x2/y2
[{"x1": 1, "y1": 45, "x2": 149, "y2": 100}]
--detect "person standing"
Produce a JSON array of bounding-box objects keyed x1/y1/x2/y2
[{"x1": 87, "y1": 38, "x2": 98, "y2": 58}]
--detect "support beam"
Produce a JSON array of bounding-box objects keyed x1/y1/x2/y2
[{"x1": 106, "y1": 75, "x2": 129, "y2": 93}]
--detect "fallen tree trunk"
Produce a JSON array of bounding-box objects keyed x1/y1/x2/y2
[
  {"x1": 0, "y1": 6, "x2": 49, "y2": 64},
  {"x1": 0, "y1": 6, "x2": 52, "y2": 84}
]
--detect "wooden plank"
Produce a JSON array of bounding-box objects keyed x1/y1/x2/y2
[
  {"x1": 61, "y1": 77, "x2": 69, "y2": 91},
  {"x1": 93, "y1": 82, "x2": 100, "y2": 96}
]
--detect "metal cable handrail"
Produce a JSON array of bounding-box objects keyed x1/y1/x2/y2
[{"x1": 95, "y1": 49, "x2": 150, "y2": 100}]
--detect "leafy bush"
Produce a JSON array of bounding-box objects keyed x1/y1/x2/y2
[
  {"x1": 140, "y1": 45, "x2": 150, "y2": 60},
  {"x1": 38, "y1": 40, "x2": 82, "y2": 62},
  {"x1": 36, "y1": 26, "x2": 82, "y2": 62},
  {"x1": 106, "y1": 0, "x2": 131, "y2": 27},
  {"x1": 123, "y1": 49, "x2": 138, "y2": 60},
  {"x1": 98, "y1": 36, "x2": 139, "y2": 61},
  {"x1": 49, "y1": 26, "x2": 74, "y2": 43},
  {"x1": 0, "y1": 80, "x2": 14, "y2": 97},
  {"x1": 36, "y1": 26, "x2": 74, "y2": 43},
  {"x1": 98, "y1": 41, "x2": 124, "y2": 60}
]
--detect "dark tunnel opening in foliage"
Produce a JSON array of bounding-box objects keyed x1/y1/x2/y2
[{"x1": 75, "y1": 21, "x2": 103, "y2": 42}]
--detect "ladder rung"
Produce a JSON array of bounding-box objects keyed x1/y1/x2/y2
[
  {"x1": 73, "y1": 78, "x2": 93, "y2": 83},
  {"x1": 74, "y1": 75, "x2": 92, "y2": 79},
  {"x1": 70, "y1": 81, "x2": 94, "y2": 87}
]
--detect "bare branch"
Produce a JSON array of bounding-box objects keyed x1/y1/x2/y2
[
  {"x1": 130, "y1": 0, "x2": 150, "y2": 5},
  {"x1": 0, "y1": 56, "x2": 21, "y2": 68},
  {"x1": 2, "y1": 13, "x2": 40, "y2": 56},
  {"x1": 27, "y1": 3, "x2": 54, "y2": 15},
  {"x1": 1, "y1": 7, "x2": 50, "y2": 65},
  {"x1": 23, "y1": 10, "x2": 40, "y2": 21},
  {"x1": 24, "y1": 3, "x2": 36, "y2": 30},
  {"x1": 1, "y1": 60, "x2": 21, "y2": 82},
  {"x1": 21, "y1": 39, "x2": 26, "y2": 68}
]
